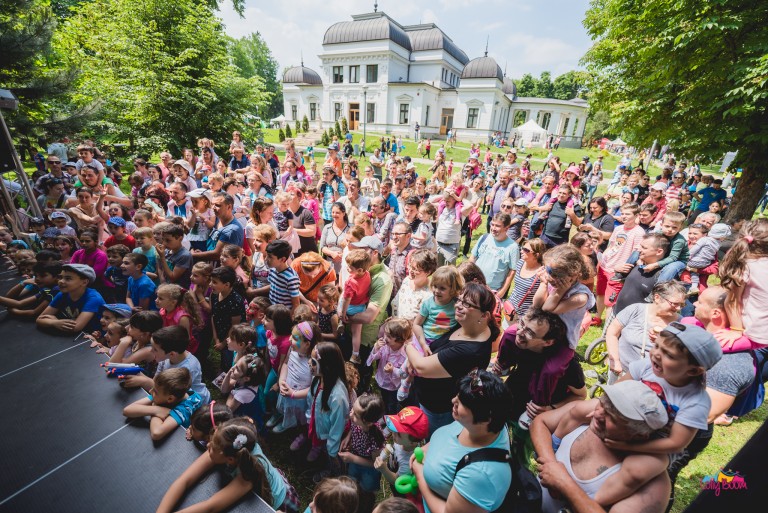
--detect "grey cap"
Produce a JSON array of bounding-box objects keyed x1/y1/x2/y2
[
  {"x1": 173, "y1": 159, "x2": 193, "y2": 175},
  {"x1": 598, "y1": 381, "x2": 669, "y2": 431},
  {"x1": 62, "y1": 263, "x2": 96, "y2": 284},
  {"x1": 662, "y1": 322, "x2": 722, "y2": 370},
  {"x1": 708, "y1": 223, "x2": 731, "y2": 240},
  {"x1": 187, "y1": 188, "x2": 213, "y2": 200},
  {"x1": 350, "y1": 235, "x2": 384, "y2": 253}
]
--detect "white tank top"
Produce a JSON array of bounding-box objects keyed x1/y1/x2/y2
[{"x1": 540, "y1": 425, "x2": 622, "y2": 513}]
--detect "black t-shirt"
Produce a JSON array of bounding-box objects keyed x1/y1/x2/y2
[
  {"x1": 292, "y1": 205, "x2": 318, "y2": 255},
  {"x1": 583, "y1": 213, "x2": 615, "y2": 251},
  {"x1": 505, "y1": 354, "x2": 585, "y2": 418},
  {"x1": 543, "y1": 201, "x2": 570, "y2": 244},
  {"x1": 414, "y1": 328, "x2": 493, "y2": 413},
  {"x1": 613, "y1": 265, "x2": 662, "y2": 314}
]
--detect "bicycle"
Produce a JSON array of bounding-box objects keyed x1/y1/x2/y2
[{"x1": 584, "y1": 336, "x2": 610, "y2": 398}]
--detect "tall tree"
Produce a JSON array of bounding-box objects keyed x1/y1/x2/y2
[
  {"x1": 515, "y1": 74, "x2": 537, "y2": 97},
  {"x1": 229, "y1": 33, "x2": 283, "y2": 118},
  {"x1": 583, "y1": 0, "x2": 768, "y2": 222},
  {"x1": 56, "y1": 0, "x2": 268, "y2": 154},
  {"x1": 553, "y1": 71, "x2": 589, "y2": 100},
  {"x1": 533, "y1": 71, "x2": 554, "y2": 99}
]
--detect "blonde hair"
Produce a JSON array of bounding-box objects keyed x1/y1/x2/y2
[
  {"x1": 252, "y1": 224, "x2": 277, "y2": 243},
  {"x1": 430, "y1": 266, "x2": 464, "y2": 297},
  {"x1": 345, "y1": 249, "x2": 372, "y2": 271},
  {"x1": 208, "y1": 172, "x2": 224, "y2": 185},
  {"x1": 156, "y1": 284, "x2": 202, "y2": 327}
]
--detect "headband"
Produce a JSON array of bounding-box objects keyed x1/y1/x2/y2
[
  {"x1": 297, "y1": 321, "x2": 313, "y2": 342},
  {"x1": 209, "y1": 400, "x2": 216, "y2": 428},
  {"x1": 745, "y1": 235, "x2": 754, "y2": 244}
]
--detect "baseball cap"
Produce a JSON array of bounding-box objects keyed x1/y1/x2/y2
[
  {"x1": 103, "y1": 303, "x2": 133, "y2": 318},
  {"x1": 187, "y1": 188, "x2": 213, "y2": 200},
  {"x1": 62, "y1": 263, "x2": 96, "y2": 284},
  {"x1": 385, "y1": 406, "x2": 429, "y2": 440},
  {"x1": 651, "y1": 182, "x2": 668, "y2": 191},
  {"x1": 42, "y1": 227, "x2": 61, "y2": 239},
  {"x1": 597, "y1": 381, "x2": 669, "y2": 430},
  {"x1": 565, "y1": 165, "x2": 579, "y2": 175},
  {"x1": 64, "y1": 161, "x2": 78, "y2": 168},
  {"x1": 49, "y1": 211, "x2": 72, "y2": 224},
  {"x1": 327, "y1": 142, "x2": 340, "y2": 151},
  {"x1": 514, "y1": 198, "x2": 529, "y2": 207},
  {"x1": 108, "y1": 216, "x2": 126, "y2": 227},
  {"x1": 350, "y1": 235, "x2": 384, "y2": 253},
  {"x1": 468, "y1": 153, "x2": 479, "y2": 161},
  {"x1": 662, "y1": 322, "x2": 722, "y2": 370}
]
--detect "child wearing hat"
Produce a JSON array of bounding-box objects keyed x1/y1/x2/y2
[
  {"x1": 36, "y1": 263, "x2": 106, "y2": 334},
  {"x1": 375, "y1": 406, "x2": 429, "y2": 497},
  {"x1": 49, "y1": 211, "x2": 77, "y2": 237},
  {"x1": 104, "y1": 216, "x2": 136, "y2": 250}
]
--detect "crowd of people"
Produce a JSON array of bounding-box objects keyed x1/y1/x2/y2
[{"x1": 1, "y1": 130, "x2": 767, "y2": 513}]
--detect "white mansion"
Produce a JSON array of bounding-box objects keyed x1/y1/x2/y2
[{"x1": 282, "y1": 11, "x2": 588, "y2": 147}]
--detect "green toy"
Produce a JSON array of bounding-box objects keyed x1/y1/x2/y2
[{"x1": 394, "y1": 446, "x2": 424, "y2": 495}]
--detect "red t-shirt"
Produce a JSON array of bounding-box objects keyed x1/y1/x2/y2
[{"x1": 104, "y1": 234, "x2": 136, "y2": 250}]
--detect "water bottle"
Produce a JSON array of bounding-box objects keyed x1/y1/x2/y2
[{"x1": 518, "y1": 411, "x2": 532, "y2": 430}]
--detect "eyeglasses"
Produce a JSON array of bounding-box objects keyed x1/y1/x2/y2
[
  {"x1": 391, "y1": 231, "x2": 410, "y2": 237},
  {"x1": 501, "y1": 204, "x2": 513, "y2": 209},
  {"x1": 456, "y1": 296, "x2": 481, "y2": 310},
  {"x1": 468, "y1": 368, "x2": 485, "y2": 396},
  {"x1": 659, "y1": 296, "x2": 685, "y2": 309},
  {"x1": 47, "y1": 161, "x2": 61, "y2": 165},
  {"x1": 521, "y1": 247, "x2": 532, "y2": 254}
]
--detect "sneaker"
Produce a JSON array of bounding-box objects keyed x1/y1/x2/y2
[
  {"x1": 272, "y1": 422, "x2": 291, "y2": 434},
  {"x1": 307, "y1": 445, "x2": 323, "y2": 462},
  {"x1": 397, "y1": 379, "x2": 411, "y2": 402},
  {"x1": 349, "y1": 354, "x2": 362, "y2": 364},
  {"x1": 266, "y1": 414, "x2": 282, "y2": 429},
  {"x1": 290, "y1": 434, "x2": 307, "y2": 451}
]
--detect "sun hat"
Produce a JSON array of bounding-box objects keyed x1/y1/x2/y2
[
  {"x1": 173, "y1": 159, "x2": 193, "y2": 175},
  {"x1": 651, "y1": 182, "x2": 668, "y2": 191}
]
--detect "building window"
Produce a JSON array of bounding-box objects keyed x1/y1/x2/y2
[
  {"x1": 572, "y1": 118, "x2": 579, "y2": 136},
  {"x1": 291, "y1": 105, "x2": 297, "y2": 120},
  {"x1": 332, "y1": 66, "x2": 343, "y2": 83},
  {"x1": 334, "y1": 103, "x2": 342, "y2": 121},
  {"x1": 425, "y1": 105, "x2": 430, "y2": 126},
  {"x1": 366, "y1": 64, "x2": 378, "y2": 83},
  {"x1": 366, "y1": 103, "x2": 375, "y2": 123},
  {"x1": 467, "y1": 108, "x2": 479, "y2": 128},
  {"x1": 541, "y1": 112, "x2": 551, "y2": 130},
  {"x1": 399, "y1": 104, "x2": 409, "y2": 124},
  {"x1": 562, "y1": 117, "x2": 570, "y2": 136},
  {"x1": 349, "y1": 65, "x2": 359, "y2": 83},
  {"x1": 310, "y1": 103, "x2": 317, "y2": 121}
]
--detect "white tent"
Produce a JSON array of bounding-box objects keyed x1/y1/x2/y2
[
  {"x1": 270, "y1": 114, "x2": 286, "y2": 128},
  {"x1": 612, "y1": 137, "x2": 627, "y2": 146},
  {"x1": 514, "y1": 119, "x2": 548, "y2": 148}
]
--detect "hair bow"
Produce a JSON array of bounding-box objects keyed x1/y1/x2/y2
[{"x1": 232, "y1": 433, "x2": 248, "y2": 450}]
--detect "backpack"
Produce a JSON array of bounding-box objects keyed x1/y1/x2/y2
[{"x1": 453, "y1": 441, "x2": 542, "y2": 513}]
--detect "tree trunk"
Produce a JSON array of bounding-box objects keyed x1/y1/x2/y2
[{"x1": 724, "y1": 149, "x2": 768, "y2": 224}]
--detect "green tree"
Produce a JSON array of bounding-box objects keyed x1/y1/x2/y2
[
  {"x1": 334, "y1": 121, "x2": 342, "y2": 139},
  {"x1": 228, "y1": 33, "x2": 282, "y2": 118},
  {"x1": 320, "y1": 130, "x2": 329, "y2": 146},
  {"x1": 1, "y1": 0, "x2": 86, "y2": 151},
  {"x1": 285, "y1": 123, "x2": 292, "y2": 138},
  {"x1": 55, "y1": 0, "x2": 268, "y2": 155},
  {"x1": 341, "y1": 117, "x2": 348, "y2": 133},
  {"x1": 533, "y1": 72, "x2": 554, "y2": 98},
  {"x1": 515, "y1": 74, "x2": 537, "y2": 97},
  {"x1": 302, "y1": 115, "x2": 309, "y2": 133},
  {"x1": 278, "y1": 127, "x2": 285, "y2": 142},
  {"x1": 553, "y1": 71, "x2": 589, "y2": 100},
  {"x1": 583, "y1": 110, "x2": 612, "y2": 143},
  {"x1": 583, "y1": 0, "x2": 768, "y2": 222},
  {"x1": 295, "y1": 120, "x2": 301, "y2": 135}
]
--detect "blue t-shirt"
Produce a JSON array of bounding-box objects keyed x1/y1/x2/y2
[
  {"x1": 696, "y1": 186, "x2": 727, "y2": 210},
  {"x1": 49, "y1": 287, "x2": 106, "y2": 332},
  {"x1": 385, "y1": 192, "x2": 400, "y2": 215},
  {"x1": 156, "y1": 354, "x2": 211, "y2": 404},
  {"x1": 471, "y1": 234, "x2": 520, "y2": 291},
  {"x1": 421, "y1": 420, "x2": 511, "y2": 512},
  {"x1": 127, "y1": 273, "x2": 157, "y2": 310},
  {"x1": 208, "y1": 218, "x2": 243, "y2": 250},
  {"x1": 133, "y1": 246, "x2": 158, "y2": 275},
  {"x1": 147, "y1": 390, "x2": 203, "y2": 429}
]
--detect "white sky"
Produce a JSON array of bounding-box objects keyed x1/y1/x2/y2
[{"x1": 217, "y1": 0, "x2": 593, "y2": 80}]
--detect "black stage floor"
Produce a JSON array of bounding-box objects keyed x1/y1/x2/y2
[{"x1": 0, "y1": 262, "x2": 272, "y2": 513}]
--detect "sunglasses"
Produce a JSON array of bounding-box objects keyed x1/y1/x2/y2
[{"x1": 468, "y1": 368, "x2": 485, "y2": 397}]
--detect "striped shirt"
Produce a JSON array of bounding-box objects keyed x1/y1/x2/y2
[
  {"x1": 268, "y1": 266, "x2": 300, "y2": 308},
  {"x1": 508, "y1": 259, "x2": 541, "y2": 319}
]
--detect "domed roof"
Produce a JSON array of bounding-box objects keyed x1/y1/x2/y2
[
  {"x1": 324, "y1": 12, "x2": 411, "y2": 51},
  {"x1": 406, "y1": 25, "x2": 469, "y2": 65},
  {"x1": 502, "y1": 77, "x2": 517, "y2": 96},
  {"x1": 461, "y1": 56, "x2": 503, "y2": 81},
  {"x1": 283, "y1": 66, "x2": 322, "y2": 85}
]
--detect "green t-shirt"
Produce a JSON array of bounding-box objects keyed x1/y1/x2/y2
[
  {"x1": 358, "y1": 263, "x2": 392, "y2": 347},
  {"x1": 419, "y1": 296, "x2": 457, "y2": 342}
]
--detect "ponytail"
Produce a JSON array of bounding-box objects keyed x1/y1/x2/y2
[
  {"x1": 180, "y1": 290, "x2": 203, "y2": 328},
  {"x1": 212, "y1": 420, "x2": 273, "y2": 506},
  {"x1": 720, "y1": 219, "x2": 768, "y2": 290},
  {"x1": 236, "y1": 446, "x2": 272, "y2": 506}
]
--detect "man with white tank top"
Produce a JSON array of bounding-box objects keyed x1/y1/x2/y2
[{"x1": 532, "y1": 381, "x2": 673, "y2": 513}]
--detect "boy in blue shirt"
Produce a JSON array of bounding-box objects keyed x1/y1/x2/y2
[
  {"x1": 36, "y1": 263, "x2": 106, "y2": 334},
  {"x1": 123, "y1": 367, "x2": 203, "y2": 441},
  {"x1": 121, "y1": 253, "x2": 157, "y2": 311}
]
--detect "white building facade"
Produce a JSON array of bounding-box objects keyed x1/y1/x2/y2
[{"x1": 282, "y1": 11, "x2": 588, "y2": 148}]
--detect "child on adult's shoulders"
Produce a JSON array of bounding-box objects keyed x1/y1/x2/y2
[{"x1": 36, "y1": 263, "x2": 106, "y2": 334}]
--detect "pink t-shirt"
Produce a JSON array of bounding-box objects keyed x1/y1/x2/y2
[
  {"x1": 601, "y1": 224, "x2": 646, "y2": 273},
  {"x1": 743, "y1": 258, "x2": 768, "y2": 345},
  {"x1": 343, "y1": 271, "x2": 371, "y2": 306},
  {"x1": 267, "y1": 331, "x2": 291, "y2": 370}
]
